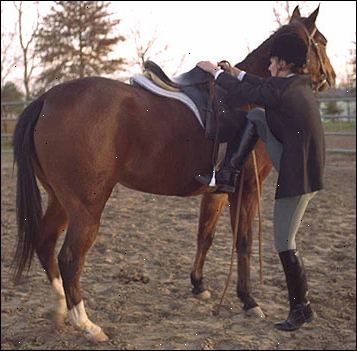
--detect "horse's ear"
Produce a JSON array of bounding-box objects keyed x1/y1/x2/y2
[
  {"x1": 290, "y1": 5, "x2": 301, "y2": 21},
  {"x1": 305, "y1": 5, "x2": 320, "y2": 28}
]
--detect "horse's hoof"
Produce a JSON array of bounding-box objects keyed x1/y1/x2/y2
[
  {"x1": 194, "y1": 290, "x2": 211, "y2": 300},
  {"x1": 87, "y1": 330, "x2": 109, "y2": 343},
  {"x1": 245, "y1": 306, "x2": 265, "y2": 319}
]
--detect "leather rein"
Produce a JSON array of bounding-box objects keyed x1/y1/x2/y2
[
  {"x1": 304, "y1": 26, "x2": 330, "y2": 92},
  {"x1": 210, "y1": 61, "x2": 264, "y2": 312}
]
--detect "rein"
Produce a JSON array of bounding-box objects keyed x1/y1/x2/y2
[
  {"x1": 252, "y1": 150, "x2": 263, "y2": 285},
  {"x1": 214, "y1": 166, "x2": 245, "y2": 314},
  {"x1": 213, "y1": 61, "x2": 264, "y2": 313},
  {"x1": 304, "y1": 26, "x2": 329, "y2": 92},
  {"x1": 208, "y1": 79, "x2": 221, "y2": 178}
]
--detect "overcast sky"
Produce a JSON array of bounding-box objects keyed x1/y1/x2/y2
[{"x1": 1, "y1": 1, "x2": 356, "y2": 87}]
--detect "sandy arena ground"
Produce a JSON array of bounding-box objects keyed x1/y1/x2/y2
[{"x1": 1, "y1": 138, "x2": 355, "y2": 350}]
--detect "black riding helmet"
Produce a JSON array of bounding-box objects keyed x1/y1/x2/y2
[{"x1": 270, "y1": 33, "x2": 308, "y2": 69}]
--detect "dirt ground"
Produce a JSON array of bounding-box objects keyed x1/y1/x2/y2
[{"x1": 1, "y1": 144, "x2": 355, "y2": 350}]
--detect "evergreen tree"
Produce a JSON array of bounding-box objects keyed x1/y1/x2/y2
[
  {"x1": 1, "y1": 82, "x2": 25, "y2": 120},
  {"x1": 1, "y1": 81, "x2": 24, "y2": 102},
  {"x1": 325, "y1": 100, "x2": 343, "y2": 123},
  {"x1": 35, "y1": 1, "x2": 126, "y2": 87}
]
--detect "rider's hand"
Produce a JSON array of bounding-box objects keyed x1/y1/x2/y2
[
  {"x1": 218, "y1": 61, "x2": 242, "y2": 77},
  {"x1": 197, "y1": 61, "x2": 219, "y2": 76},
  {"x1": 218, "y1": 61, "x2": 231, "y2": 72}
]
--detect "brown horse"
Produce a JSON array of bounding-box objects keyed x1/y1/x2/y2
[{"x1": 12, "y1": 6, "x2": 335, "y2": 342}]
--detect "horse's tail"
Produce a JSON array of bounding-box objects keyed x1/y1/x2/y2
[{"x1": 12, "y1": 97, "x2": 45, "y2": 283}]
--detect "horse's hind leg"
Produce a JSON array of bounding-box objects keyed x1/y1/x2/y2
[
  {"x1": 35, "y1": 191, "x2": 68, "y2": 327},
  {"x1": 191, "y1": 193, "x2": 227, "y2": 300},
  {"x1": 58, "y1": 202, "x2": 109, "y2": 342}
]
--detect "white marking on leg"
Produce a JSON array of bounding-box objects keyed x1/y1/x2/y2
[
  {"x1": 52, "y1": 277, "x2": 67, "y2": 316},
  {"x1": 69, "y1": 300, "x2": 106, "y2": 340}
]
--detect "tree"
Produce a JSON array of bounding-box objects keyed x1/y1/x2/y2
[
  {"x1": 272, "y1": 1, "x2": 292, "y2": 27},
  {"x1": 13, "y1": 1, "x2": 40, "y2": 101},
  {"x1": 35, "y1": 1, "x2": 126, "y2": 88},
  {"x1": 1, "y1": 6, "x2": 21, "y2": 88},
  {"x1": 272, "y1": 1, "x2": 307, "y2": 28},
  {"x1": 1, "y1": 81, "x2": 24, "y2": 102},
  {"x1": 1, "y1": 82, "x2": 25, "y2": 121},
  {"x1": 325, "y1": 100, "x2": 343, "y2": 123},
  {"x1": 129, "y1": 25, "x2": 186, "y2": 76},
  {"x1": 131, "y1": 26, "x2": 169, "y2": 71},
  {"x1": 348, "y1": 39, "x2": 356, "y2": 88}
]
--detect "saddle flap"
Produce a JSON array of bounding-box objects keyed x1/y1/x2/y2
[{"x1": 172, "y1": 66, "x2": 213, "y2": 87}]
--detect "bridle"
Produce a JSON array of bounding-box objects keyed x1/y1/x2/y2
[{"x1": 304, "y1": 26, "x2": 330, "y2": 92}]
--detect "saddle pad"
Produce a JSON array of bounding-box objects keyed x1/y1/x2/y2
[{"x1": 130, "y1": 74, "x2": 204, "y2": 128}]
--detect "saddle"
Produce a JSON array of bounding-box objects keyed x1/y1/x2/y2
[
  {"x1": 143, "y1": 60, "x2": 217, "y2": 138},
  {"x1": 143, "y1": 60, "x2": 245, "y2": 139},
  {"x1": 143, "y1": 60, "x2": 213, "y2": 91},
  {"x1": 141, "y1": 60, "x2": 247, "y2": 171}
]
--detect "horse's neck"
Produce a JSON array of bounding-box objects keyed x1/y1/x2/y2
[{"x1": 236, "y1": 35, "x2": 274, "y2": 78}]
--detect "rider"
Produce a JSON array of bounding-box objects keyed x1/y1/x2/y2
[{"x1": 195, "y1": 32, "x2": 325, "y2": 331}]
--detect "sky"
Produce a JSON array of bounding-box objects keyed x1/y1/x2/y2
[{"x1": 1, "y1": 1, "x2": 356, "y2": 88}]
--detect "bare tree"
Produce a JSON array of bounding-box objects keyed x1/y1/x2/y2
[
  {"x1": 272, "y1": 1, "x2": 292, "y2": 27},
  {"x1": 1, "y1": 7, "x2": 21, "y2": 88},
  {"x1": 272, "y1": 1, "x2": 307, "y2": 28},
  {"x1": 348, "y1": 38, "x2": 356, "y2": 88},
  {"x1": 128, "y1": 25, "x2": 187, "y2": 76},
  {"x1": 132, "y1": 27, "x2": 167, "y2": 69},
  {"x1": 13, "y1": 1, "x2": 40, "y2": 100}
]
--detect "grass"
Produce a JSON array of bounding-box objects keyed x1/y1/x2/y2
[
  {"x1": 322, "y1": 120, "x2": 356, "y2": 132},
  {"x1": 1, "y1": 139, "x2": 13, "y2": 153},
  {"x1": 1, "y1": 120, "x2": 355, "y2": 152}
]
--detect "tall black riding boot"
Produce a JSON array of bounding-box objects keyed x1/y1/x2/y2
[
  {"x1": 195, "y1": 120, "x2": 258, "y2": 193},
  {"x1": 275, "y1": 250, "x2": 315, "y2": 331}
]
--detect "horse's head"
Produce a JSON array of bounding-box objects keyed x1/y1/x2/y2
[{"x1": 286, "y1": 5, "x2": 336, "y2": 92}]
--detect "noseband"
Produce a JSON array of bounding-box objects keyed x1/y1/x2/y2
[{"x1": 304, "y1": 27, "x2": 329, "y2": 92}]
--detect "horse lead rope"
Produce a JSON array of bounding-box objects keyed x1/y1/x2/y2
[
  {"x1": 215, "y1": 150, "x2": 263, "y2": 313},
  {"x1": 252, "y1": 150, "x2": 263, "y2": 285},
  {"x1": 215, "y1": 61, "x2": 264, "y2": 313},
  {"x1": 216, "y1": 167, "x2": 245, "y2": 311}
]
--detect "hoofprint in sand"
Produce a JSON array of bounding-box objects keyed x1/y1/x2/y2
[{"x1": 1, "y1": 151, "x2": 355, "y2": 350}]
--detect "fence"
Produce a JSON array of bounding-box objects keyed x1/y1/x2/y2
[
  {"x1": 1, "y1": 97, "x2": 356, "y2": 154},
  {"x1": 317, "y1": 96, "x2": 355, "y2": 154}
]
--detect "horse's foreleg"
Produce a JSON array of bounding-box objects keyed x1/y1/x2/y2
[
  {"x1": 228, "y1": 185, "x2": 265, "y2": 318},
  {"x1": 35, "y1": 193, "x2": 68, "y2": 327},
  {"x1": 58, "y1": 205, "x2": 109, "y2": 342},
  {"x1": 191, "y1": 193, "x2": 227, "y2": 300}
]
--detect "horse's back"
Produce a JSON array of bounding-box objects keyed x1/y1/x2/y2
[{"x1": 33, "y1": 77, "x2": 212, "y2": 197}]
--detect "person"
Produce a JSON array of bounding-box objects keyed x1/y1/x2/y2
[{"x1": 195, "y1": 32, "x2": 325, "y2": 331}]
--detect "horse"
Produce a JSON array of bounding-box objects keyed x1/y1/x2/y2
[{"x1": 12, "y1": 5, "x2": 335, "y2": 342}]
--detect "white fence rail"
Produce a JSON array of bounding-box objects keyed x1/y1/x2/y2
[{"x1": 2, "y1": 98, "x2": 356, "y2": 154}]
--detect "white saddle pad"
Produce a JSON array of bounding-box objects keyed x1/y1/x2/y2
[{"x1": 130, "y1": 74, "x2": 204, "y2": 128}]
